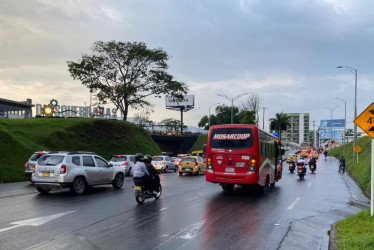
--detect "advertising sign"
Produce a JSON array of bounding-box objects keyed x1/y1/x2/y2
[
  {"x1": 165, "y1": 95, "x2": 194, "y2": 108},
  {"x1": 319, "y1": 129, "x2": 344, "y2": 139},
  {"x1": 320, "y1": 119, "x2": 345, "y2": 128}
]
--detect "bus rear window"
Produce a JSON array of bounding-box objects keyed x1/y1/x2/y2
[{"x1": 210, "y1": 128, "x2": 254, "y2": 149}]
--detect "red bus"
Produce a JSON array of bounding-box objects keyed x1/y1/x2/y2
[{"x1": 205, "y1": 124, "x2": 283, "y2": 192}]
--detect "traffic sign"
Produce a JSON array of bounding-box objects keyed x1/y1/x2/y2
[
  {"x1": 354, "y1": 145, "x2": 362, "y2": 153},
  {"x1": 354, "y1": 102, "x2": 374, "y2": 139}
]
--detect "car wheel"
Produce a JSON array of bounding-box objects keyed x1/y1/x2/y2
[
  {"x1": 179, "y1": 172, "x2": 183, "y2": 176},
  {"x1": 112, "y1": 173, "x2": 124, "y2": 189},
  {"x1": 196, "y1": 169, "x2": 200, "y2": 175},
  {"x1": 71, "y1": 177, "x2": 86, "y2": 195},
  {"x1": 36, "y1": 186, "x2": 50, "y2": 194}
]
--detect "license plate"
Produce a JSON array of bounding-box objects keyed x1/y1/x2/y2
[
  {"x1": 134, "y1": 186, "x2": 141, "y2": 191},
  {"x1": 298, "y1": 170, "x2": 302, "y2": 173},
  {"x1": 226, "y1": 167, "x2": 235, "y2": 172},
  {"x1": 32, "y1": 165, "x2": 35, "y2": 171},
  {"x1": 42, "y1": 172, "x2": 50, "y2": 177},
  {"x1": 185, "y1": 168, "x2": 192, "y2": 171}
]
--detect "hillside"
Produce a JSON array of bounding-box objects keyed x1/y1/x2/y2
[
  {"x1": 188, "y1": 133, "x2": 208, "y2": 153},
  {"x1": 0, "y1": 118, "x2": 161, "y2": 183}
]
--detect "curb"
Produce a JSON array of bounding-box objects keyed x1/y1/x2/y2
[{"x1": 328, "y1": 223, "x2": 338, "y2": 250}]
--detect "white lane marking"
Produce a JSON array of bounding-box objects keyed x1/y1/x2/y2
[
  {"x1": 288, "y1": 197, "x2": 301, "y2": 210},
  {"x1": 307, "y1": 182, "x2": 312, "y2": 188},
  {"x1": 0, "y1": 224, "x2": 23, "y2": 233},
  {"x1": 159, "y1": 207, "x2": 168, "y2": 212},
  {"x1": 179, "y1": 219, "x2": 206, "y2": 240},
  {"x1": 0, "y1": 210, "x2": 77, "y2": 233}
]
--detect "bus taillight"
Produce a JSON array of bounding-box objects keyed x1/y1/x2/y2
[
  {"x1": 207, "y1": 156, "x2": 214, "y2": 173},
  {"x1": 248, "y1": 159, "x2": 256, "y2": 172}
]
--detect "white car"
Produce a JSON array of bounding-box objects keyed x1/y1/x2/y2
[
  {"x1": 151, "y1": 155, "x2": 177, "y2": 173},
  {"x1": 109, "y1": 155, "x2": 135, "y2": 176},
  {"x1": 32, "y1": 151, "x2": 125, "y2": 194}
]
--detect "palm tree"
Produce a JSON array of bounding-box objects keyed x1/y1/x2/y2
[{"x1": 269, "y1": 112, "x2": 290, "y2": 140}]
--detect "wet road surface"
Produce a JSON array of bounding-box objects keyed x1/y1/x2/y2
[{"x1": 0, "y1": 155, "x2": 369, "y2": 250}]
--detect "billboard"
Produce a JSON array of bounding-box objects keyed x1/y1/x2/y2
[
  {"x1": 165, "y1": 95, "x2": 194, "y2": 108},
  {"x1": 320, "y1": 119, "x2": 345, "y2": 128},
  {"x1": 319, "y1": 129, "x2": 344, "y2": 139}
]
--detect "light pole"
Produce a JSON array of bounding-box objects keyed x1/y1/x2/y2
[
  {"x1": 324, "y1": 107, "x2": 335, "y2": 148},
  {"x1": 216, "y1": 93, "x2": 250, "y2": 124},
  {"x1": 337, "y1": 65, "x2": 357, "y2": 161},
  {"x1": 335, "y1": 97, "x2": 347, "y2": 154},
  {"x1": 208, "y1": 103, "x2": 219, "y2": 129},
  {"x1": 261, "y1": 107, "x2": 268, "y2": 130}
]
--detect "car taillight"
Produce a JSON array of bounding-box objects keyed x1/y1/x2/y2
[
  {"x1": 123, "y1": 161, "x2": 129, "y2": 165},
  {"x1": 162, "y1": 161, "x2": 165, "y2": 164},
  {"x1": 60, "y1": 165, "x2": 67, "y2": 174},
  {"x1": 25, "y1": 162, "x2": 28, "y2": 168}
]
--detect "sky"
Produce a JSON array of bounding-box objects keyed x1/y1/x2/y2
[{"x1": 1, "y1": 0, "x2": 373, "y2": 131}]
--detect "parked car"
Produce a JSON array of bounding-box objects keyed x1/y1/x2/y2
[
  {"x1": 32, "y1": 151, "x2": 125, "y2": 194},
  {"x1": 109, "y1": 154, "x2": 135, "y2": 176},
  {"x1": 151, "y1": 155, "x2": 177, "y2": 173},
  {"x1": 25, "y1": 151, "x2": 49, "y2": 181},
  {"x1": 178, "y1": 156, "x2": 206, "y2": 175}
]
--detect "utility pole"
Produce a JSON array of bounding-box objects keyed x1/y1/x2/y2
[
  {"x1": 312, "y1": 120, "x2": 317, "y2": 148},
  {"x1": 261, "y1": 107, "x2": 268, "y2": 130}
]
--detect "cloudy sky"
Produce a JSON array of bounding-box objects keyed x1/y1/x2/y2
[{"x1": 1, "y1": 0, "x2": 373, "y2": 131}]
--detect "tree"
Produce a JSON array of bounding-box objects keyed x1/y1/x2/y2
[
  {"x1": 133, "y1": 112, "x2": 153, "y2": 131},
  {"x1": 269, "y1": 112, "x2": 290, "y2": 140},
  {"x1": 237, "y1": 110, "x2": 256, "y2": 124},
  {"x1": 240, "y1": 93, "x2": 262, "y2": 125},
  {"x1": 216, "y1": 105, "x2": 239, "y2": 124},
  {"x1": 67, "y1": 41, "x2": 188, "y2": 120},
  {"x1": 198, "y1": 115, "x2": 218, "y2": 130},
  {"x1": 160, "y1": 118, "x2": 186, "y2": 133}
]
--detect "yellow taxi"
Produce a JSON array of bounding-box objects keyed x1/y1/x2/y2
[{"x1": 178, "y1": 156, "x2": 206, "y2": 176}]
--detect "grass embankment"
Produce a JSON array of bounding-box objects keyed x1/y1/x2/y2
[
  {"x1": 0, "y1": 118, "x2": 161, "y2": 183},
  {"x1": 188, "y1": 133, "x2": 207, "y2": 153},
  {"x1": 328, "y1": 136, "x2": 373, "y2": 249}
]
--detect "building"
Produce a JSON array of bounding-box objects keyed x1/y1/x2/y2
[
  {"x1": 282, "y1": 113, "x2": 310, "y2": 145},
  {"x1": 0, "y1": 98, "x2": 34, "y2": 118}
]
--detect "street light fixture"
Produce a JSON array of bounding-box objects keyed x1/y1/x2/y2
[
  {"x1": 216, "y1": 93, "x2": 250, "y2": 124},
  {"x1": 335, "y1": 97, "x2": 347, "y2": 154},
  {"x1": 208, "y1": 103, "x2": 219, "y2": 129},
  {"x1": 337, "y1": 65, "x2": 357, "y2": 162}
]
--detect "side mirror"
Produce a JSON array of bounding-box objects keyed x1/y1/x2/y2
[{"x1": 108, "y1": 164, "x2": 113, "y2": 168}]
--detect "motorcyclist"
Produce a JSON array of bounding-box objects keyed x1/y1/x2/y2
[
  {"x1": 323, "y1": 150, "x2": 328, "y2": 159},
  {"x1": 132, "y1": 153, "x2": 151, "y2": 193},
  {"x1": 296, "y1": 158, "x2": 307, "y2": 174},
  {"x1": 143, "y1": 154, "x2": 161, "y2": 194},
  {"x1": 339, "y1": 156, "x2": 346, "y2": 172},
  {"x1": 309, "y1": 156, "x2": 317, "y2": 170}
]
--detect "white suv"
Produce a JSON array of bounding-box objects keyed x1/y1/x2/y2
[
  {"x1": 109, "y1": 155, "x2": 135, "y2": 176},
  {"x1": 151, "y1": 155, "x2": 177, "y2": 173},
  {"x1": 32, "y1": 151, "x2": 125, "y2": 194}
]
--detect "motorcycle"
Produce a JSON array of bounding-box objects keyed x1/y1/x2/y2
[
  {"x1": 288, "y1": 160, "x2": 296, "y2": 174},
  {"x1": 309, "y1": 163, "x2": 316, "y2": 173},
  {"x1": 133, "y1": 178, "x2": 162, "y2": 204},
  {"x1": 339, "y1": 164, "x2": 346, "y2": 174},
  {"x1": 297, "y1": 161, "x2": 306, "y2": 180}
]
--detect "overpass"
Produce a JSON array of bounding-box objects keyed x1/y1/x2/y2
[{"x1": 151, "y1": 135, "x2": 198, "y2": 156}]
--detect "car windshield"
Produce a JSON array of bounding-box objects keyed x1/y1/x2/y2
[
  {"x1": 181, "y1": 158, "x2": 196, "y2": 163},
  {"x1": 110, "y1": 156, "x2": 127, "y2": 162},
  {"x1": 152, "y1": 157, "x2": 163, "y2": 161},
  {"x1": 38, "y1": 155, "x2": 64, "y2": 166}
]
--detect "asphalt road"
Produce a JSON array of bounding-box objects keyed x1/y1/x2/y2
[{"x1": 0, "y1": 155, "x2": 369, "y2": 250}]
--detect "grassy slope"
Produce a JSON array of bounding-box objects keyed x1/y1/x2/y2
[
  {"x1": 0, "y1": 118, "x2": 161, "y2": 183},
  {"x1": 188, "y1": 133, "x2": 207, "y2": 153},
  {"x1": 328, "y1": 136, "x2": 373, "y2": 249}
]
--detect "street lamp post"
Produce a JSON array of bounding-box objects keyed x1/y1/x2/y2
[
  {"x1": 216, "y1": 93, "x2": 250, "y2": 124},
  {"x1": 208, "y1": 103, "x2": 219, "y2": 129},
  {"x1": 337, "y1": 65, "x2": 357, "y2": 162},
  {"x1": 335, "y1": 97, "x2": 347, "y2": 154},
  {"x1": 261, "y1": 107, "x2": 268, "y2": 130}
]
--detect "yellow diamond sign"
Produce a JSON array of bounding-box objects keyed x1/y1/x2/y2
[
  {"x1": 354, "y1": 102, "x2": 374, "y2": 139},
  {"x1": 354, "y1": 145, "x2": 362, "y2": 153}
]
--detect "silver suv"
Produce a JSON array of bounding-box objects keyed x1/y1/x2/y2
[
  {"x1": 152, "y1": 155, "x2": 177, "y2": 173},
  {"x1": 109, "y1": 155, "x2": 135, "y2": 176},
  {"x1": 32, "y1": 151, "x2": 125, "y2": 194},
  {"x1": 25, "y1": 151, "x2": 49, "y2": 181}
]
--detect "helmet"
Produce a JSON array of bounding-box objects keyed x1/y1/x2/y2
[
  {"x1": 144, "y1": 154, "x2": 152, "y2": 163},
  {"x1": 134, "y1": 153, "x2": 144, "y2": 162}
]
